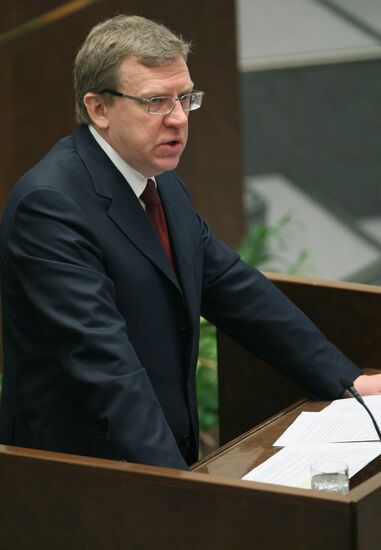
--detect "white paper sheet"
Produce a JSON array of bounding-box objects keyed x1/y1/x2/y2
[
  {"x1": 242, "y1": 443, "x2": 381, "y2": 489},
  {"x1": 273, "y1": 408, "x2": 381, "y2": 446},
  {"x1": 319, "y1": 395, "x2": 381, "y2": 416}
]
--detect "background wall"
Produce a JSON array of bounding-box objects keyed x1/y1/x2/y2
[{"x1": 237, "y1": 0, "x2": 381, "y2": 282}]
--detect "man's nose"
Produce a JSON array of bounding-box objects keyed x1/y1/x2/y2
[{"x1": 163, "y1": 100, "x2": 188, "y2": 126}]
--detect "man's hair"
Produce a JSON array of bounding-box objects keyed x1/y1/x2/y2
[{"x1": 74, "y1": 15, "x2": 191, "y2": 125}]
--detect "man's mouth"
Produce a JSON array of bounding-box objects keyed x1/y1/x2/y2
[{"x1": 156, "y1": 139, "x2": 184, "y2": 156}]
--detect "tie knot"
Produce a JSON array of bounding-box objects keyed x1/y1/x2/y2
[{"x1": 141, "y1": 179, "x2": 161, "y2": 206}]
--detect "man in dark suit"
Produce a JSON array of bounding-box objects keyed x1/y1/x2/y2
[{"x1": 0, "y1": 15, "x2": 380, "y2": 470}]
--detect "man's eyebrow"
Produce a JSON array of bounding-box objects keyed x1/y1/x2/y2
[
  {"x1": 180, "y1": 85, "x2": 195, "y2": 95},
  {"x1": 142, "y1": 83, "x2": 195, "y2": 97}
]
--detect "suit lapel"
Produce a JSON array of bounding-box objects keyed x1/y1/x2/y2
[
  {"x1": 73, "y1": 126, "x2": 181, "y2": 292},
  {"x1": 108, "y1": 187, "x2": 181, "y2": 290},
  {"x1": 157, "y1": 176, "x2": 198, "y2": 322}
]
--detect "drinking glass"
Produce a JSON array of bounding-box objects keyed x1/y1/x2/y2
[{"x1": 310, "y1": 460, "x2": 349, "y2": 494}]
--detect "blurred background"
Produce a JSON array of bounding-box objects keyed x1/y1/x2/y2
[{"x1": 239, "y1": 0, "x2": 381, "y2": 283}]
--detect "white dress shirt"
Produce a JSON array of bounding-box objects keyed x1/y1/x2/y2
[{"x1": 88, "y1": 125, "x2": 156, "y2": 208}]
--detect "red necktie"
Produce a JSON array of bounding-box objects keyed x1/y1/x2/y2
[{"x1": 141, "y1": 179, "x2": 175, "y2": 269}]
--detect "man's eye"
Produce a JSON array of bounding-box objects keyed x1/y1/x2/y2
[{"x1": 149, "y1": 97, "x2": 166, "y2": 105}]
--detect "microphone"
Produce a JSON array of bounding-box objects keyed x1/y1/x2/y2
[{"x1": 340, "y1": 377, "x2": 381, "y2": 442}]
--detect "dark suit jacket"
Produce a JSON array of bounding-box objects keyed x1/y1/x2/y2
[{"x1": 0, "y1": 125, "x2": 360, "y2": 469}]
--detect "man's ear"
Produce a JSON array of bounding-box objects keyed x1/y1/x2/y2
[{"x1": 83, "y1": 92, "x2": 110, "y2": 129}]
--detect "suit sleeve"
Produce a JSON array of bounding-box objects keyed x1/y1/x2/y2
[
  {"x1": 3, "y1": 186, "x2": 188, "y2": 469},
  {"x1": 199, "y1": 218, "x2": 361, "y2": 399}
]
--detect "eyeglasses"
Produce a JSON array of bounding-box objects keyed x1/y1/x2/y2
[{"x1": 100, "y1": 88, "x2": 204, "y2": 115}]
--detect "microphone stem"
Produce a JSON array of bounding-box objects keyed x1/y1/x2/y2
[
  {"x1": 349, "y1": 387, "x2": 381, "y2": 442},
  {"x1": 359, "y1": 401, "x2": 381, "y2": 441}
]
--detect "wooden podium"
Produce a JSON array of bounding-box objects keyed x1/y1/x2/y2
[
  {"x1": 1, "y1": 274, "x2": 381, "y2": 549},
  {"x1": 218, "y1": 272, "x2": 381, "y2": 444}
]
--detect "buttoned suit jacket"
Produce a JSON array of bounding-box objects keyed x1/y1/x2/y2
[{"x1": 0, "y1": 125, "x2": 360, "y2": 469}]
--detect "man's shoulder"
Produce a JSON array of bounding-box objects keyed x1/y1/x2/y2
[
  {"x1": 5, "y1": 131, "x2": 90, "y2": 205},
  {"x1": 24, "y1": 132, "x2": 83, "y2": 185}
]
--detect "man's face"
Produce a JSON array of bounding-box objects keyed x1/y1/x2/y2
[{"x1": 98, "y1": 55, "x2": 192, "y2": 177}]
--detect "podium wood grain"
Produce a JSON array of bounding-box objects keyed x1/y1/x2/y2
[{"x1": 0, "y1": 442, "x2": 355, "y2": 550}]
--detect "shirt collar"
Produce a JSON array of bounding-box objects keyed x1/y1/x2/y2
[{"x1": 88, "y1": 125, "x2": 156, "y2": 201}]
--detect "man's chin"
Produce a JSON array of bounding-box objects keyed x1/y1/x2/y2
[{"x1": 155, "y1": 157, "x2": 181, "y2": 174}]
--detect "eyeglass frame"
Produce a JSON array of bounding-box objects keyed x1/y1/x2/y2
[{"x1": 99, "y1": 88, "x2": 204, "y2": 115}]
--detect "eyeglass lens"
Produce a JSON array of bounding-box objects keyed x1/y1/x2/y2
[{"x1": 148, "y1": 92, "x2": 203, "y2": 114}]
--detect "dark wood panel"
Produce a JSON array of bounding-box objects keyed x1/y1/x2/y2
[
  {"x1": 0, "y1": 1, "x2": 64, "y2": 33},
  {"x1": 353, "y1": 474, "x2": 381, "y2": 550},
  {"x1": 271, "y1": 275, "x2": 381, "y2": 368},
  {"x1": 218, "y1": 331, "x2": 309, "y2": 443},
  {"x1": 0, "y1": 445, "x2": 352, "y2": 550}
]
